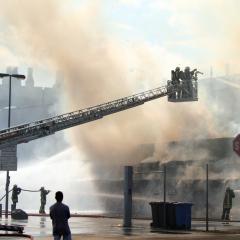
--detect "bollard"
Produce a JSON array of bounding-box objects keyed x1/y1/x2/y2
[
  {"x1": 123, "y1": 166, "x2": 133, "y2": 228},
  {"x1": 0, "y1": 204, "x2": 2, "y2": 218}
]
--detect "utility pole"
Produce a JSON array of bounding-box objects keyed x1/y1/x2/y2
[
  {"x1": 5, "y1": 75, "x2": 12, "y2": 218},
  {"x1": 163, "y1": 165, "x2": 166, "y2": 228},
  {"x1": 206, "y1": 164, "x2": 209, "y2": 232},
  {"x1": 123, "y1": 166, "x2": 133, "y2": 227},
  {"x1": 0, "y1": 72, "x2": 25, "y2": 218}
]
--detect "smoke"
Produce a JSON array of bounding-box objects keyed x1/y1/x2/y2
[
  {"x1": 0, "y1": 0, "x2": 226, "y2": 169},
  {"x1": 2, "y1": 1, "x2": 240, "y2": 219},
  {"x1": 166, "y1": 0, "x2": 240, "y2": 73},
  {"x1": 0, "y1": 147, "x2": 103, "y2": 213}
]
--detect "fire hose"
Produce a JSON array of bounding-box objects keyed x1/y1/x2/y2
[
  {"x1": 21, "y1": 189, "x2": 40, "y2": 193},
  {"x1": 0, "y1": 188, "x2": 43, "y2": 201}
]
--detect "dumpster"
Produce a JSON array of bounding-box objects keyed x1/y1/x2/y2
[
  {"x1": 149, "y1": 202, "x2": 171, "y2": 228},
  {"x1": 149, "y1": 202, "x2": 193, "y2": 230}
]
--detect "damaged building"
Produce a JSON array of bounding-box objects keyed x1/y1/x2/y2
[{"x1": 97, "y1": 137, "x2": 240, "y2": 219}]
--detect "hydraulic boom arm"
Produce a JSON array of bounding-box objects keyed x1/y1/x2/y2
[{"x1": 0, "y1": 85, "x2": 174, "y2": 149}]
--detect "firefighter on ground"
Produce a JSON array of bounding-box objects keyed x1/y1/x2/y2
[
  {"x1": 39, "y1": 187, "x2": 50, "y2": 214},
  {"x1": 11, "y1": 184, "x2": 21, "y2": 211},
  {"x1": 221, "y1": 187, "x2": 235, "y2": 221}
]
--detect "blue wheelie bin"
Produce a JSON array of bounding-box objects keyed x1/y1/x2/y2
[{"x1": 172, "y1": 202, "x2": 193, "y2": 230}]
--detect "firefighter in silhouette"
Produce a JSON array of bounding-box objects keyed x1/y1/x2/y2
[
  {"x1": 175, "y1": 67, "x2": 182, "y2": 99},
  {"x1": 193, "y1": 70, "x2": 203, "y2": 80},
  {"x1": 171, "y1": 67, "x2": 181, "y2": 84},
  {"x1": 39, "y1": 187, "x2": 50, "y2": 214},
  {"x1": 11, "y1": 184, "x2": 21, "y2": 211},
  {"x1": 221, "y1": 187, "x2": 235, "y2": 221},
  {"x1": 170, "y1": 67, "x2": 181, "y2": 99},
  {"x1": 170, "y1": 70, "x2": 176, "y2": 99},
  {"x1": 183, "y1": 66, "x2": 197, "y2": 98},
  {"x1": 174, "y1": 67, "x2": 181, "y2": 84},
  {"x1": 181, "y1": 67, "x2": 188, "y2": 98}
]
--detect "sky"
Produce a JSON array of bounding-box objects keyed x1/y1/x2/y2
[{"x1": 0, "y1": 0, "x2": 239, "y2": 87}]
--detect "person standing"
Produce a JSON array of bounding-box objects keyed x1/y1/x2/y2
[
  {"x1": 39, "y1": 187, "x2": 50, "y2": 214},
  {"x1": 183, "y1": 66, "x2": 196, "y2": 98},
  {"x1": 174, "y1": 67, "x2": 182, "y2": 99},
  {"x1": 221, "y1": 187, "x2": 235, "y2": 221},
  {"x1": 170, "y1": 67, "x2": 182, "y2": 99},
  {"x1": 11, "y1": 184, "x2": 21, "y2": 211},
  {"x1": 50, "y1": 191, "x2": 71, "y2": 240},
  {"x1": 174, "y1": 67, "x2": 181, "y2": 84}
]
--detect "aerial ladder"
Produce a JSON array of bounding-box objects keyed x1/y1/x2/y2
[{"x1": 0, "y1": 72, "x2": 199, "y2": 149}]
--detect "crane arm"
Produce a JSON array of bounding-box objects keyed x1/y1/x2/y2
[{"x1": 0, "y1": 84, "x2": 175, "y2": 149}]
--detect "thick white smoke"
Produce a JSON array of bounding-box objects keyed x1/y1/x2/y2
[
  {"x1": 1, "y1": 1, "x2": 219, "y2": 166},
  {"x1": 2, "y1": 0, "x2": 240, "y2": 217}
]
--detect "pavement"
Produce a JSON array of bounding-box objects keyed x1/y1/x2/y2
[{"x1": 1, "y1": 216, "x2": 240, "y2": 239}]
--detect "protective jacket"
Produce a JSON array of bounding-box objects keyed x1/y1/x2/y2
[
  {"x1": 11, "y1": 186, "x2": 21, "y2": 203},
  {"x1": 223, "y1": 188, "x2": 235, "y2": 209},
  {"x1": 41, "y1": 189, "x2": 50, "y2": 204}
]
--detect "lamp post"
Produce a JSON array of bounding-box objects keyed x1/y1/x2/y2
[{"x1": 0, "y1": 72, "x2": 25, "y2": 218}]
